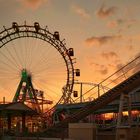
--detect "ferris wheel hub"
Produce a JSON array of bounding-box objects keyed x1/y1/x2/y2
[{"x1": 21, "y1": 69, "x2": 31, "y2": 79}]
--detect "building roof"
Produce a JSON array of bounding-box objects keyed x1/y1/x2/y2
[{"x1": 0, "y1": 102, "x2": 38, "y2": 116}]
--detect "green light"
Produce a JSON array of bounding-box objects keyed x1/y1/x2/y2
[{"x1": 22, "y1": 69, "x2": 28, "y2": 80}]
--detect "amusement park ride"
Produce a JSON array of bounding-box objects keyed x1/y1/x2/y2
[
  {"x1": 0, "y1": 22, "x2": 80, "y2": 114},
  {"x1": 0, "y1": 22, "x2": 140, "y2": 138}
]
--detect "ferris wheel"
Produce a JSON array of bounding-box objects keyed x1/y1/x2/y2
[{"x1": 0, "y1": 22, "x2": 80, "y2": 112}]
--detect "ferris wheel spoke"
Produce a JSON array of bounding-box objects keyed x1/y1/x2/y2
[
  {"x1": 36, "y1": 80, "x2": 61, "y2": 97},
  {"x1": 42, "y1": 81, "x2": 65, "y2": 91},
  {"x1": 24, "y1": 37, "x2": 29, "y2": 69},
  {"x1": 27, "y1": 38, "x2": 43, "y2": 70},
  {"x1": 0, "y1": 52, "x2": 20, "y2": 71},
  {"x1": 11, "y1": 41, "x2": 24, "y2": 68},
  {"x1": 17, "y1": 38, "x2": 24, "y2": 66},
  {"x1": 31, "y1": 65, "x2": 52, "y2": 75},
  {"x1": 29, "y1": 42, "x2": 53, "y2": 71},
  {"x1": 22, "y1": 38, "x2": 27, "y2": 68},
  {"x1": 32, "y1": 67, "x2": 66, "y2": 77},
  {"x1": 5, "y1": 47, "x2": 21, "y2": 69},
  {"x1": 34, "y1": 81, "x2": 59, "y2": 104},
  {"x1": 0, "y1": 70, "x2": 19, "y2": 76},
  {"x1": 34, "y1": 71, "x2": 67, "y2": 79},
  {"x1": 32, "y1": 59, "x2": 66, "y2": 73},
  {"x1": 34, "y1": 48, "x2": 59, "y2": 66},
  {"x1": 29, "y1": 43, "x2": 65, "y2": 74},
  {"x1": 11, "y1": 38, "x2": 24, "y2": 67},
  {"x1": 33, "y1": 82, "x2": 55, "y2": 100},
  {"x1": 0, "y1": 76, "x2": 19, "y2": 80},
  {"x1": 34, "y1": 76, "x2": 66, "y2": 85},
  {"x1": 31, "y1": 59, "x2": 66, "y2": 75},
  {"x1": 23, "y1": 36, "x2": 28, "y2": 68},
  {"x1": 0, "y1": 59, "x2": 19, "y2": 72},
  {"x1": 26, "y1": 38, "x2": 34, "y2": 70}
]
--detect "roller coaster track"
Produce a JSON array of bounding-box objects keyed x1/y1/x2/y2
[{"x1": 42, "y1": 70, "x2": 140, "y2": 137}]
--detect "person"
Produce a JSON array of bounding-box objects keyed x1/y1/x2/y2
[{"x1": 59, "y1": 109, "x2": 68, "y2": 121}]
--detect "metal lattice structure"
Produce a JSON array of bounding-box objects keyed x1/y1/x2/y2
[
  {"x1": 0, "y1": 22, "x2": 79, "y2": 111},
  {"x1": 43, "y1": 70, "x2": 140, "y2": 137},
  {"x1": 13, "y1": 69, "x2": 42, "y2": 113}
]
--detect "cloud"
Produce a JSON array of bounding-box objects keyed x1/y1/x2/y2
[
  {"x1": 90, "y1": 63, "x2": 108, "y2": 75},
  {"x1": 112, "y1": 53, "x2": 140, "y2": 82},
  {"x1": 72, "y1": 5, "x2": 91, "y2": 19},
  {"x1": 85, "y1": 35, "x2": 121, "y2": 47},
  {"x1": 96, "y1": 4, "x2": 117, "y2": 19},
  {"x1": 127, "y1": 19, "x2": 138, "y2": 28},
  {"x1": 107, "y1": 19, "x2": 124, "y2": 28},
  {"x1": 107, "y1": 20, "x2": 118, "y2": 28},
  {"x1": 135, "y1": 52, "x2": 140, "y2": 58},
  {"x1": 115, "y1": 63, "x2": 125, "y2": 71},
  {"x1": 88, "y1": 52, "x2": 140, "y2": 85},
  {"x1": 101, "y1": 52, "x2": 118, "y2": 60},
  {"x1": 17, "y1": 0, "x2": 48, "y2": 10},
  {"x1": 107, "y1": 19, "x2": 137, "y2": 29},
  {"x1": 130, "y1": 52, "x2": 140, "y2": 74}
]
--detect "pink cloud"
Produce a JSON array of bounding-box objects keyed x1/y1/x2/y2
[
  {"x1": 107, "y1": 20, "x2": 118, "y2": 28},
  {"x1": 85, "y1": 35, "x2": 121, "y2": 47},
  {"x1": 96, "y1": 4, "x2": 117, "y2": 19},
  {"x1": 72, "y1": 5, "x2": 91, "y2": 19},
  {"x1": 17, "y1": 0, "x2": 48, "y2": 10},
  {"x1": 107, "y1": 19, "x2": 125, "y2": 28}
]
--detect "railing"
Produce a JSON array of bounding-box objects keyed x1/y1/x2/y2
[
  {"x1": 74, "y1": 55, "x2": 140, "y2": 102},
  {"x1": 43, "y1": 55, "x2": 140, "y2": 126}
]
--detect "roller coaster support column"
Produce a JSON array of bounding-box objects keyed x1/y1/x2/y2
[
  {"x1": 117, "y1": 93, "x2": 124, "y2": 127},
  {"x1": 98, "y1": 84, "x2": 100, "y2": 98},
  {"x1": 128, "y1": 94, "x2": 132, "y2": 126},
  {"x1": 80, "y1": 83, "x2": 83, "y2": 103},
  {"x1": 117, "y1": 92, "x2": 132, "y2": 127},
  {"x1": 116, "y1": 92, "x2": 132, "y2": 140}
]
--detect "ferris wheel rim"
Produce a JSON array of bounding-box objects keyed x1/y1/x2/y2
[{"x1": 0, "y1": 22, "x2": 75, "y2": 104}]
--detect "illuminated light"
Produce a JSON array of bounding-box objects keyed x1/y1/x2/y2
[
  {"x1": 104, "y1": 113, "x2": 113, "y2": 120},
  {"x1": 131, "y1": 110, "x2": 139, "y2": 115},
  {"x1": 13, "y1": 124, "x2": 16, "y2": 127},
  {"x1": 123, "y1": 111, "x2": 128, "y2": 116}
]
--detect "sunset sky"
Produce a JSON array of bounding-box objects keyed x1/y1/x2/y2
[{"x1": 0, "y1": 0, "x2": 140, "y2": 103}]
